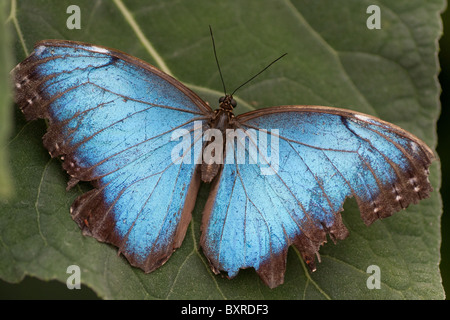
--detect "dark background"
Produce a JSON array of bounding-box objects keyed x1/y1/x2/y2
[
  {"x1": 437, "y1": 4, "x2": 450, "y2": 300},
  {"x1": 0, "y1": 6, "x2": 449, "y2": 300}
]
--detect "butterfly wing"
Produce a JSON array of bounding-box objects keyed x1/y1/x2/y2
[
  {"x1": 200, "y1": 105, "x2": 434, "y2": 288},
  {"x1": 13, "y1": 40, "x2": 213, "y2": 272}
]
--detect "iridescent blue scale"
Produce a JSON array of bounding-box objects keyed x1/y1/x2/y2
[{"x1": 13, "y1": 40, "x2": 434, "y2": 288}]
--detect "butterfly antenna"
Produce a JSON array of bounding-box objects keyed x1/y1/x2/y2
[
  {"x1": 231, "y1": 53, "x2": 287, "y2": 96},
  {"x1": 209, "y1": 25, "x2": 227, "y2": 95}
]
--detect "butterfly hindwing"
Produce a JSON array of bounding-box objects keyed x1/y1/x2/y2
[
  {"x1": 201, "y1": 106, "x2": 434, "y2": 288},
  {"x1": 13, "y1": 40, "x2": 212, "y2": 272}
]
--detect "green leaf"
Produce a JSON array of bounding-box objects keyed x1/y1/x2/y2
[
  {"x1": 0, "y1": 0, "x2": 13, "y2": 198},
  {"x1": 0, "y1": 0, "x2": 445, "y2": 299}
]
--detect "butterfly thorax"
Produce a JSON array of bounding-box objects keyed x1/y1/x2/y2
[{"x1": 201, "y1": 95, "x2": 236, "y2": 183}]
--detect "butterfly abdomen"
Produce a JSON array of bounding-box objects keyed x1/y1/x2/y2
[{"x1": 201, "y1": 162, "x2": 221, "y2": 183}]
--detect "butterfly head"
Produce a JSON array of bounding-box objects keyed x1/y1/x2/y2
[{"x1": 219, "y1": 95, "x2": 237, "y2": 111}]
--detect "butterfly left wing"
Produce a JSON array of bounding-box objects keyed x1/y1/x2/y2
[
  {"x1": 200, "y1": 105, "x2": 434, "y2": 288},
  {"x1": 13, "y1": 40, "x2": 213, "y2": 273}
]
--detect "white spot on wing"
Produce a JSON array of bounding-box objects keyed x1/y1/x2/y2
[
  {"x1": 35, "y1": 46, "x2": 46, "y2": 56},
  {"x1": 354, "y1": 114, "x2": 370, "y2": 122},
  {"x1": 410, "y1": 141, "x2": 420, "y2": 154},
  {"x1": 88, "y1": 46, "x2": 109, "y2": 54}
]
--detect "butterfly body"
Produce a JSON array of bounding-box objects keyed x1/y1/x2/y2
[
  {"x1": 12, "y1": 40, "x2": 435, "y2": 288},
  {"x1": 201, "y1": 95, "x2": 237, "y2": 183}
]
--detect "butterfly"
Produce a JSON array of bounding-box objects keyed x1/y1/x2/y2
[{"x1": 12, "y1": 37, "x2": 435, "y2": 289}]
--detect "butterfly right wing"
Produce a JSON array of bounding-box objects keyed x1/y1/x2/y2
[{"x1": 200, "y1": 105, "x2": 434, "y2": 288}]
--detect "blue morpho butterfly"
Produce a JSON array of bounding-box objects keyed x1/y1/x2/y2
[{"x1": 12, "y1": 33, "x2": 435, "y2": 289}]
